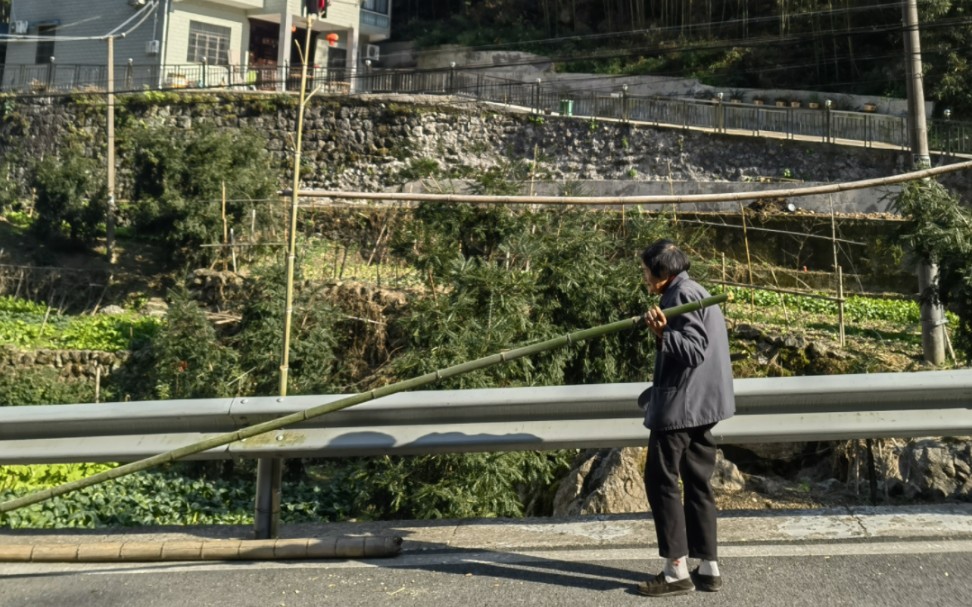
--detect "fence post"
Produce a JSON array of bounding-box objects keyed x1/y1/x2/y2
[
  {"x1": 716, "y1": 91, "x2": 726, "y2": 133},
  {"x1": 825, "y1": 99, "x2": 833, "y2": 143},
  {"x1": 944, "y1": 109, "x2": 952, "y2": 156},
  {"x1": 449, "y1": 61, "x2": 456, "y2": 94},
  {"x1": 534, "y1": 78, "x2": 541, "y2": 113},
  {"x1": 126, "y1": 58, "x2": 134, "y2": 90},
  {"x1": 621, "y1": 84, "x2": 628, "y2": 123},
  {"x1": 47, "y1": 56, "x2": 55, "y2": 89},
  {"x1": 202, "y1": 57, "x2": 208, "y2": 88}
]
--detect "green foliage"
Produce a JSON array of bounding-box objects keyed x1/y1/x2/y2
[
  {"x1": 0, "y1": 296, "x2": 160, "y2": 351},
  {"x1": 230, "y1": 262, "x2": 341, "y2": 396},
  {"x1": 392, "y1": 203, "x2": 524, "y2": 274},
  {"x1": 893, "y1": 180, "x2": 972, "y2": 361},
  {"x1": 0, "y1": 463, "x2": 117, "y2": 491},
  {"x1": 123, "y1": 124, "x2": 280, "y2": 268},
  {"x1": 0, "y1": 463, "x2": 356, "y2": 528},
  {"x1": 716, "y1": 285, "x2": 923, "y2": 325},
  {"x1": 397, "y1": 157, "x2": 441, "y2": 181},
  {"x1": 391, "y1": 208, "x2": 669, "y2": 388},
  {"x1": 0, "y1": 366, "x2": 95, "y2": 406},
  {"x1": 471, "y1": 158, "x2": 530, "y2": 196},
  {"x1": 150, "y1": 289, "x2": 241, "y2": 400},
  {"x1": 3, "y1": 209, "x2": 31, "y2": 229},
  {"x1": 30, "y1": 144, "x2": 107, "y2": 248},
  {"x1": 0, "y1": 176, "x2": 20, "y2": 213},
  {"x1": 335, "y1": 451, "x2": 574, "y2": 520}
]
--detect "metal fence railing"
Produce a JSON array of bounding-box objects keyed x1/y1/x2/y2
[{"x1": 2, "y1": 61, "x2": 970, "y2": 155}]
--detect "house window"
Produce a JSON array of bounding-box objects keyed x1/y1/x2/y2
[
  {"x1": 187, "y1": 21, "x2": 230, "y2": 65},
  {"x1": 361, "y1": 0, "x2": 389, "y2": 15},
  {"x1": 36, "y1": 25, "x2": 56, "y2": 64}
]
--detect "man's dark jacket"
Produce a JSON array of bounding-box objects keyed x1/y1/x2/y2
[{"x1": 641, "y1": 272, "x2": 735, "y2": 431}]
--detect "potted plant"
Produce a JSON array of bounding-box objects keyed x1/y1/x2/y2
[
  {"x1": 775, "y1": 98, "x2": 788, "y2": 107},
  {"x1": 789, "y1": 99, "x2": 802, "y2": 108},
  {"x1": 863, "y1": 102, "x2": 877, "y2": 113},
  {"x1": 752, "y1": 96, "x2": 765, "y2": 106}
]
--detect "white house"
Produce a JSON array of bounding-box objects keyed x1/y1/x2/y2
[{"x1": 2, "y1": 0, "x2": 391, "y2": 91}]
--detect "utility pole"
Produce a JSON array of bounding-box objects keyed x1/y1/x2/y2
[
  {"x1": 106, "y1": 35, "x2": 116, "y2": 264},
  {"x1": 902, "y1": 0, "x2": 945, "y2": 365}
]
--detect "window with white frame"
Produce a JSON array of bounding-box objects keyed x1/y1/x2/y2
[{"x1": 187, "y1": 21, "x2": 230, "y2": 64}]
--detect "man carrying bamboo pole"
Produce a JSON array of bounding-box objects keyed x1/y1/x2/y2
[{"x1": 636, "y1": 240, "x2": 735, "y2": 597}]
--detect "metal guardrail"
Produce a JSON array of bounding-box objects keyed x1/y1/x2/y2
[
  {"x1": 3, "y1": 61, "x2": 971, "y2": 155},
  {"x1": 1, "y1": 370, "x2": 970, "y2": 465}
]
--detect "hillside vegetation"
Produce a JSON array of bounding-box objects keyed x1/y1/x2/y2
[
  {"x1": 1, "y1": 92, "x2": 971, "y2": 528},
  {"x1": 393, "y1": 0, "x2": 972, "y2": 116}
]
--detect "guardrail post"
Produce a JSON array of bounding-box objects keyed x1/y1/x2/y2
[{"x1": 254, "y1": 459, "x2": 281, "y2": 539}]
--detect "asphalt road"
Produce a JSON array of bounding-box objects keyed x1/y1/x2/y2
[{"x1": 2, "y1": 540, "x2": 969, "y2": 607}]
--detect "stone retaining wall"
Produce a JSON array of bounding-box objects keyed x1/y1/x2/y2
[
  {"x1": 1, "y1": 347, "x2": 127, "y2": 380},
  {"x1": 3, "y1": 92, "x2": 966, "y2": 204}
]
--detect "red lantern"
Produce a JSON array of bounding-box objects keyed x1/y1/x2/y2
[{"x1": 325, "y1": 33, "x2": 339, "y2": 47}]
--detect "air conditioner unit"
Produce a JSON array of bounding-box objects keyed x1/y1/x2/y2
[
  {"x1": 12, "y1": 20, "x2": 29, "y2": 35},
  {"x1": 365, "y1": 44, "x2": 380, "y2": 61},
  {"x1": 146, "y1": 40, "x2": 160, "y2": 55}
]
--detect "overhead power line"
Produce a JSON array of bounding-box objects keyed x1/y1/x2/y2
[{"x1": 0, "y1": 0, "x2": 160, "y2": 43}]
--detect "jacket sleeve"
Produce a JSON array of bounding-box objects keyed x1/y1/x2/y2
[{"x1": 660, "y1": 290, "x2": 709, "y2": 368}]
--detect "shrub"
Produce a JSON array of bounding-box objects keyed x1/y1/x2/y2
[
  {"x1": 30, "y1": 145, "x2": 107, "y2": 248},
  {"x1": 150, "y1": 289, "x2": 241, "y2": 400},
  {"x1": 0, "y1": 366, "x2": 94, "y2": 406},
  {"x1": 124, "y1": 125, "x2": 280, "y2": 268}
]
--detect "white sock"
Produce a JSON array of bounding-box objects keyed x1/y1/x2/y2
[
  {"x1": 699, "y1": 560, "x2": 720, "y2": 577},
  {"x1": 663, "y1": 555, "x2": 689, "y2": 582}
]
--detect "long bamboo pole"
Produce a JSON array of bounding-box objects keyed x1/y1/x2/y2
[
  {"x1": 0, "y1": 294, "x2": 728, "y2": 514},
  {"x1": 286, "y1": 159, "x2": 972, "y2": 206}
]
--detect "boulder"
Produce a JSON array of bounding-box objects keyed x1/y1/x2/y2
[
  {"x1": 553, "y1": 447, "x2": 747, "y2": 516},
  {"x1": 553, "y1": 447, "x2": 648, "y2": 516}
]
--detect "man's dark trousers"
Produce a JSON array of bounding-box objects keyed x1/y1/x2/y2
[{"x1": 645, "y1": 423, "x2": 718, "y2": 560}]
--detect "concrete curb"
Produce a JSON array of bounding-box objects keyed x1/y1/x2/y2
[
  {"x1": 2, "y1": 504, "x2": 970, "y2": 563},
  {"x1": 0, "y1": 536, "x2": 402, "y2": 563}
]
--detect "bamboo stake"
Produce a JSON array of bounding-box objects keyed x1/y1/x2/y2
[
  {"x1": 230, "y1": 229, "x2": 238, "y2": 273},
  {"x1": 0, "y1": 294, "x2": 728, "y2": 514},
  {"x1": 739, "y1": 202, "x2": 755, "y2": 316},
  {"x1": 222, "y1": 181, "x2": 228, "y2": 272},
  {"x1": 838, "y1": 265, "x2": 846, "y2": 347}
]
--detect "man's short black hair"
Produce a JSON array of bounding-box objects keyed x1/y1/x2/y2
[{"x1": 640, "y1": 239, "x2": 691, "y2": 279}]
